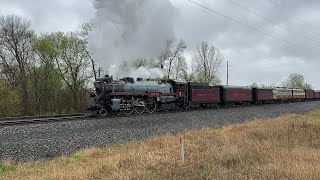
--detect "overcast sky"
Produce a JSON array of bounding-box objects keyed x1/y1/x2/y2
[{"x1": 1, "y1": 0, "x2": 320, "y2": 88}]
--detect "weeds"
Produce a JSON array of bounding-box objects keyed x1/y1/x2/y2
[
  {"x1": 70, "y1": 151, "x2": 85, "y2": 160},
  {"x1": 2, "y1": 110, "x2": 320, "y2": 179},
  {"x1": 0, "y1": 160, "x2": 16, "y2": 175}
]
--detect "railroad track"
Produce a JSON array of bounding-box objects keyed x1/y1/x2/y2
[
  {"x1": 0, "y1": 114, "x2": 87, "y2": 127},
  {"x1": 0, "y1": 106, "x2": 232, "y2": 127},
  {"x1": 0, "y1": 113, "x2": 86, "y2": 121},
  {"x1": 1, "y1": 100, "x2": 317, "y2": 127}
]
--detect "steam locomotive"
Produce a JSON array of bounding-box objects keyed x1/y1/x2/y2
[
  {"x1": 86, "y1": 75, "x2": 320, "y2": 116},
  {"x1": 86, "y1": 75, "x2": 187, "y2": 116}
]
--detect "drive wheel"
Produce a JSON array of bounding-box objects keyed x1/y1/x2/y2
[
  {"x1": 99, "y1": 108, "x2": 108, "y2": 117},
  {"x1": 123, "y1": 99, "x2": 134, "y2": 115},
  {"x1": 146, "y1": 99, "x2": 157, "y2": 113},
  {"x1": 134, "y1": 98, "x2": 145, "y2": 114}
]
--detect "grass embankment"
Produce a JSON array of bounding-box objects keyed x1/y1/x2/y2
[{"x1": 2, "y1": 110, "x2": 320, "y2": 179}]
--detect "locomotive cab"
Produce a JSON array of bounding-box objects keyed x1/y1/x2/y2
[{"x1": 167, "y1": 80, "x2": 188, "y2": 108}]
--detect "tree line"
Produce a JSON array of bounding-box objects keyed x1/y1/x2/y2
[
  {"x1": 0, "y1": 14, "x2": 224, "y2": 117},
  {"x1": 0, "y1": 15, "x2": 94, "y2": 117},
  {"x1": 250, "y1": 73, "x2": 312, "y2": 89}
]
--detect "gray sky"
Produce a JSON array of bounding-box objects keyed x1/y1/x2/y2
[{"x1": 1, "y1": 0, "x2": 319, "y2": 88}]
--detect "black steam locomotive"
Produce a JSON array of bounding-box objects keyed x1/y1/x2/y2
[{"x1": 86, "y1": 75, "x2": 187, "y2": 116}]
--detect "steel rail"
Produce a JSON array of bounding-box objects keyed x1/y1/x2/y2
[
  {"x1": 0, "y1": 113, "x2": 86, "y2": 121},
  {"x1": 0, "y1": 100, "x2": 318, "y2": 127},
  {"x1": 0, "y1": 115, "x2": 87, "y2": 127}
]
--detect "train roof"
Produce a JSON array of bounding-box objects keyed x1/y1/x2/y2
[
  {"x1": 274, "y1": 88, "x2": 292, "y2": 91},
  {"x1": 291, "y1": 89, "x2": 305, "y2": 91},
  {"x1": 167, "y1": 79, "x2": 187, "y2": 84},
  {"x1": 188, "y1": 82, "x2": 209, "y2": 86},
  {"x1": 252, "y1": 87, "x2": 274, "y2": 90},
  {"x1": 214, "y1": 85, "x2": 252, "y2": 89}
]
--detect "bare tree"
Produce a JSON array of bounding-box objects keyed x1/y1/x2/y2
[
  {"x1": 158, "y1": 39, "x2": 187, "y2": 79},
  {"x1": 158, "y1": 39, "x2": 174, "y2": 69},
  {"x1": 182, "y1": 71, "x2": 196, "y2": 81},
  {"x1": 172, "y1": 56, "x2": 187, "y2": 80},
  {"x1": 0, "y1": 15, "x2": 35, "y2": 115},
  {"x1": 79, "y1": 23, "x2": 97, "y2": 80},
  {"x1": 132, "y1": 58, "x2": 156, "y2": 69},
  {"x1": 192, "y1": 41, "x2": 223, "y2": 85}
]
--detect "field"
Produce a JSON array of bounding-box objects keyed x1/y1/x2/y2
[{"x1": 1, "y1": 110, "x2": 320, "y2": 179}]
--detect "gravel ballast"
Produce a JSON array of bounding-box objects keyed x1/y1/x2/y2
[{"x1": 1, "y1": 101, "x2": 320, "y2": 162}]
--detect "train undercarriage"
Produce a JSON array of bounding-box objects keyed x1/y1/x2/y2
[{"x1": 86, "y1": 96, "x2": 183, "y2": 117}]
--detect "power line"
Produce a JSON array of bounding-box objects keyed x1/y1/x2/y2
[
  {"x1": 224, "y1": 0, "x2": 320, "y2": 45},
  {"x1": 185, "y1": 0, "x2": 320, "y2": 55},
  {"x1": 269, "y1": 0, "x2": 320, "y2": 33}
]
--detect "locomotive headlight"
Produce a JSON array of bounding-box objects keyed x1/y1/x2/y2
[{"x1": 94, "y1": 87, "x2": 96, "y2": 91}]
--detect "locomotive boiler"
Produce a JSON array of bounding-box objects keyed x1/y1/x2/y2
[{"x1": 86, "y1": 75, "x2": 188, "y2": 116}]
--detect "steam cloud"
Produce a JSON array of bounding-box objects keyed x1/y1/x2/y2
[
  {"x1": 108, "y1": 65, "x2": 164, "y2": 80},
  {"x1": 88, "y1": 0, "x2": 176, "y2": 79},
  {"x1": 130, "y1": 67, "x2": 164, "y2": 79}
]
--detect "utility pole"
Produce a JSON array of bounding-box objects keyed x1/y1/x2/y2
[{"x1": 227, "y1": 61, "x2": 229, "y2": 85}]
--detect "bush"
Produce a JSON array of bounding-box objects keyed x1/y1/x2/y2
[{"x1": 0, "y1": 81, "x2": 21, "y2": 117}]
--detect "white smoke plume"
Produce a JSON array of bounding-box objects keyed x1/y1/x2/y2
[
  {"x1": 88, "y1": 0, "x2": 176, "y2": 79},
  {"x1": 129, "y1": 67, "x2": 164, "y2": 79},
  {"x1": 108, "y1": 65, "x2": 164, "y2": 80}
]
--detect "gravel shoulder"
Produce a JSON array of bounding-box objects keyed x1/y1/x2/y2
[{"x1": 1, "y1": 101, "x2": 320, "y2": 162}]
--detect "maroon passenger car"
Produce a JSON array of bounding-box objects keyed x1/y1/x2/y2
[
  {"x1": 252, "y1": 88, "x2": 274, "y2": 103},
  {"x1": 315, "y1": 91, "x2": 320, "y2": 99},
  {"x1": 188, "y1": 82, "x2": 220, "y2": 106},
  {"x1": 305, "y1": 89, "x2": 315, "y2": 99},
  {"x1": 217, "y1": 85, "x2": 252, "y2": 105}
]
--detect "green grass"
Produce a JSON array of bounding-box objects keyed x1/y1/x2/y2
[
  {"x1": 0, "y1": 162, "x2": 16, "y2": 175},
  {"x1": 306, "y1": 109, "x2": 320, "y2": 117},
  {"x1": 70, "y1": 151, "x2": 86, "y2": 160},
  {"x1": 212, "y1": 127, "x2": 223, "y2": 132}
]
